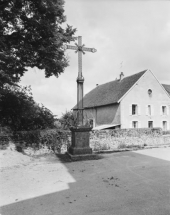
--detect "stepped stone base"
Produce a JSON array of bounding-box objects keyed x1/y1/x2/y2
[
  {"x1": 67, "y1": 127, "x2": 93, "y2": 160},
  {"x1": 68, "y1": 146, "x2": 92, "y2": 155},
  {"x1": 66, "y1": 152, "x2": 99, "y2": 161}
]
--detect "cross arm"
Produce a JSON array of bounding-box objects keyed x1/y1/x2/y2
[
  {"x1": 82, "y1": 47, "x2": 97, "y2": 53},
  {"x1": 64, "y1": 45, "x2": 78, "y2": 51}
]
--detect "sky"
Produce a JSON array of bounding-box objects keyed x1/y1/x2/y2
[{"x1": 20, "y1": 0, "x2": 170, "y2": 118}]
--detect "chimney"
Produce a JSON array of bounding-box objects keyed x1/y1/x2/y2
[{"x1": 119, "y1": 72, "x2": 124, "y2": 81}]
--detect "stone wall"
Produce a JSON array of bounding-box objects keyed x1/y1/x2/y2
[
  {"x1": 163, "y1": 135, "x2": 170, "y2": 145},
  {"x1": 90, "y1": 129, "x2": 170, "y2": 151},
  {"x1": 1, "y1": 128, "x2": 170, "y2": 153}
]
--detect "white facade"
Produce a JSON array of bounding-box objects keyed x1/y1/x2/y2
[{"x1": 120, "y1": 70, "x2": 170, "y2": 130}]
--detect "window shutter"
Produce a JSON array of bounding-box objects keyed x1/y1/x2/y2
[
  {"x1": 129, "y1": 105, "x2": 132, "y2": 115},
  {"x1": 151, "y1": 106, "x2": 154, "y2": 116},
  {"x1": 146, "y1": 105, "x2": 148, "y2": 115},
  {"x1": 129, "y1": 121, "x2": 132, "y2": 128},
  {"x1": 167, "y1": 105, "x2": 169, "y2": 115},
  {"x1": 138, "y1": 105, "x2": 141, "y2": 115},
  {"x1": 93, "y1": 118, "x2": 95, "y2": 127},
  {"x1": 160, "y1": 106, "x2": 162, "y2": 115},
  {"x1": 152, "y1": 121, "x2": 154, "y2": 128},
  {"x1": 138, "y1": 121, "x2": 141, "y2": 128}
]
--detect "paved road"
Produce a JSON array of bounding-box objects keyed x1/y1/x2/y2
[{"x1": 1, "y1": 148, "x2": 170, "y2": 215}]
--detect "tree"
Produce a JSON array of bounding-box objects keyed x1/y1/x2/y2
[
  {"x1": 0, "y1": 85, "x2": 55, "y2": 131},
  {"x1": 59, "y1": 110, "x2": 77, "y2": 130},
  {"x1": 0, "y1": 0, "x2": 76, "y2": 87}
]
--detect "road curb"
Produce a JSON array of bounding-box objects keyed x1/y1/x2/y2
[{"x1": 93, "y1": 144, "x2": 170, "y2": 154}]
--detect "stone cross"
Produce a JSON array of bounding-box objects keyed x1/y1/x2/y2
[{"x1": 64, "y1": 36, "x2": 97, "y2": 126}]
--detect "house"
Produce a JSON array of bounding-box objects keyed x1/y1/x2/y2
[{"x1": 73, "y1": 69, "x2": 170, "y2": 130}]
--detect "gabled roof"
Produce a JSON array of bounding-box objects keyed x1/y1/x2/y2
[
  {"x1": 73, "y1": 70, "x2": 147, "y2": 109},
  {"x1": 162, "y1": 84, "x2": 170, "y2": 96}
]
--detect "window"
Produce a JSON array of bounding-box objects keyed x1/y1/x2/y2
[
  {"x1": 148, "y1": 89, "x2": 152, "y2": 97},
  {"x1": 163, "y1": 121, "x2": 167, "y2": 131},
  {"x1": 132, "y1": 121, "x2": 138, "y2": 128},
  {"x1": 162, "y1": 106, "x2": 167, "y2": 115},
  {"x1": 148, "y1": 105, "x2": 151, "y2": 115},
  {"x1": 148, "y1": 121, "x2": 153, "y2": 128},
  {"x1": 146, "y1": 105, "x2": 153, "y2": 115},
  {"x1": 132, "y1": 104, "x2": 138, "y2": 115},
  {"x1": 89, "y1": 119, "x2": 94, "y2": 128}
]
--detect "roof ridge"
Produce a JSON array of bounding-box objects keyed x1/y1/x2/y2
[
  {"x1": 94, "y1": 69, "x2": 147, "y2": 88},
  {"x1": 73, "y1": 69, "x2": 148, "y2": 109}
]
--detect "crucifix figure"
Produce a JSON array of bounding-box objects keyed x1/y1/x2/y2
[{"x1": 64, "y1": 36, "x2": 97, "y2": 126}]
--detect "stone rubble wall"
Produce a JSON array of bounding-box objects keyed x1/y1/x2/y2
[
  {"x1": 163, "y1": 135, "x2": 170, "y2": 145},
  {"x1": 1, "y1": 128, "x2": 170, "y2": 153},
  {"x1": 90, "y1": 129, "x2": 170, "y2": 151}
]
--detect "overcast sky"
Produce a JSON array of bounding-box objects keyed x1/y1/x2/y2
[{"x1": 20, "y1": 0, "x2": 170, "y2": 117}]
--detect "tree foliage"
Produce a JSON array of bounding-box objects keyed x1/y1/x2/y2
[
  {"x1": 0, "y1": 85, "x2": 55, "y2": 131},
  {"x1": 0, "y1": 0, "x2": 77, "y2": 131},
  {"x1": 59, "y1": 110, "x2": 77, "y2": 130},
  {"x1": 0, "y1": 0, "x2": 76, "y2": 87}
]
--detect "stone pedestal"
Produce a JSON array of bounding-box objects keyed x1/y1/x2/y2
[
  {"x1": 68, "y1": 127, "x2": 92, "y2": 155},
  {"x1": 67, "y1": 127, "x2": 97, "y2": 161}
]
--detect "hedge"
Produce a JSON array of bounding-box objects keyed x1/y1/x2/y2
[{"x1": 0, "y1": 129, "x2": 71, "y2": 153}]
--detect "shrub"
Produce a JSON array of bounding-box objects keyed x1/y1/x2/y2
[
  {"x1": 0, "y1": 134, "x2": 11, "y2": 149},
  {"x1": 163, "y1": 130, "x2": 170, "y2": 135},
  {"x1": 59, "y1": 110, "x2": 77, "y2": 130},
  {"x1": 0, "y1": 85, "x2": 55, "y2": 131},
  {"x1": 117, "y1": 142, "x2": 127, "y2": 149},
  {"x1": 12, "y1": 129, "x2": 71, "y2": 153}
]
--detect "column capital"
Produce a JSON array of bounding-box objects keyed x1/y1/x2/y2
[{"x1": 76, "y1": 76, "x2": 84, "y2": 83}]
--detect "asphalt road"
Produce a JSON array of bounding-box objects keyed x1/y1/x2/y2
[{"x1": 1, "y1": 148, "x2": 170, "y2": 215}]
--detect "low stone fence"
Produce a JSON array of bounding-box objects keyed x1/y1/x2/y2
[
  {"x1": 1, "y1": 128, "x2": 170, "y2": 153},
  {"x1": 90, "y1": 128, "x2": 170, "y2": 151},
  {"x1": 163, "y1": 135, "x2": 170, "y2": 145}
]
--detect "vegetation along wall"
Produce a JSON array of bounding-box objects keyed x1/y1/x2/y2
[
  {"x1": 90, "y1": 128, "x2": 170, "y2": 152},
  {"x1": 0, "y1": 128, "x2": 170, "y2": 153}
]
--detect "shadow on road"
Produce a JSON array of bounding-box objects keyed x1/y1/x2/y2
[{"x1": 1, "y1": 150, "x2": 170, "y2": 215}]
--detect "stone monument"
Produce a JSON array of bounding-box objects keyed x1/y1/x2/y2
[{"x1": 64, "y1": 36, "x2": 97, "y2": 159}]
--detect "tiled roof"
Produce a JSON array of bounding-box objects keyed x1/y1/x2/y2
[
  {"x1": 162, "y1": 84, "x2": 170, "y2": 96},
  {"x1": 73, "y1": 70, "x2": 147, "y2": 109}
]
